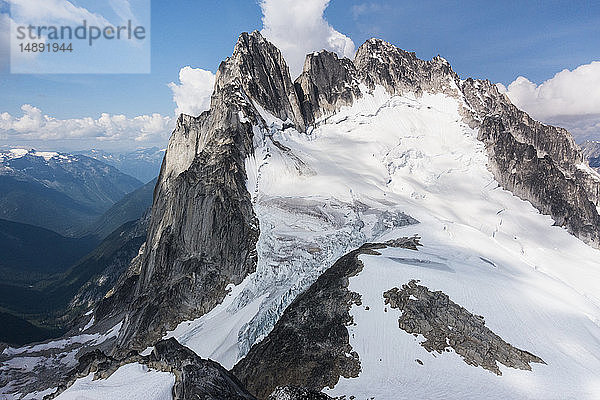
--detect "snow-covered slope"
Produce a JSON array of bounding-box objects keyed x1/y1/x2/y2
[
  {"x1": 5, "y1": 32, "x2": 600, "y2": 400},
  {"x1": 163, "y1": 86, "x2": 600, "y2": 399},
  {"x1": 55, "y1": 363, "x2": 174, "y2": 400}
]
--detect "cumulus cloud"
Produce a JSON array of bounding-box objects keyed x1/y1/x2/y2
[
  {"x1": 260, "y1": 0, "x2": 355, "y2": 77},
  {"x1": 0, "y1": 104, "x2": 173, "y2": 145},
  {"x1": 166, "y1": 1, "x2": 354, "y2": 117},
  {"x1": 497, "y1": 61, "x2": 600, "y2": 141},
  {"x1": 168, "y1": 66, "x2": 216, "y2": 117}
]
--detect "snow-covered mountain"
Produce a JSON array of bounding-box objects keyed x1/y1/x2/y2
[
  {"x1": 76, "y1": 147, "x2": 165, "y2": 183},
  {"x1": 0, "y1": 149, "x2": 142, "y2": 236},
  {"x1": 2, "y1": 32, "x2": 600, "y2": 400}
]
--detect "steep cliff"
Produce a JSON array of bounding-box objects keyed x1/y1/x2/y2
[
  {"x1": 294, "y1": 50, "x2": 361, "y2": 127},
  {"x1": 107, "y1": 31, "x2": 600, "y2": 357},
  {"x1": 296, "y1": 38, "x2": 600, "y2": 247},
  {"x1": 101, "y1": 31, "x2": 312, "y2": 352}
]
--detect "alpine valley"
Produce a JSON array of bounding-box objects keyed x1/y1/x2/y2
[{"x1": 2, "y1": 31, "x2": 600, "y2": 400}]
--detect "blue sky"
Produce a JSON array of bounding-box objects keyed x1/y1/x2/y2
[{"x1": 0, "y1": 0, "x2": 599, "y2": 150}]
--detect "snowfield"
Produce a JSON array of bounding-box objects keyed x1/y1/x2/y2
[
  {"x1": 54, "y1": 363, "x2": 174, "y2": 400},
  {"x1": 168, "y1": 85, "x2": 600, "y2": 398}
]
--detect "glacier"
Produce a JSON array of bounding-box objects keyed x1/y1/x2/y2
[{"x1": 163, "y1": 82, "x2": 600, "y2": 399}]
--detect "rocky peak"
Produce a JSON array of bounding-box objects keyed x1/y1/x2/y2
[
  {"x1": 353, "y1": 38, "x2": 460, "y2": 97},
  {"x1": 460, "y1": 78, "x2": 585, "y2": 167},
  {"x1": 294, "y1": 50, "x2": 361, "y2": 127},
  {"x1": 460, "y1": 77, "x2": 600, "y2": 246},
  {"x1": 101, "y1": 31, "x2": 600, "y2": 356},
  {"x1": 215, "y1": 30, "x2": 306, "y2": 132}
]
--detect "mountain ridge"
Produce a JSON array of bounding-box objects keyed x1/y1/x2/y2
[
  {"x1": 0, "y1": 149, "x2": 143, "y2": 236},
  {"x1": 104, "y1": 28, "x2": 600, "y2": 362},
  {"x1": 3, "y1": 31, "x2": 600, "y2": 400}
]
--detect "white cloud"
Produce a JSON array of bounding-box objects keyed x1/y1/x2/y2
[
  {"x1": 8, "y1": 0, "x2": 110, "y2": 26},
  {"x1": 351, "y1": 2, "x2": 386, "y2": 19},
  {"x1": 259, "y1": 0, "x2": 355, "y2": 77},
  {"x1": 168, "y1": 66, "x2": 215, "y2": 117},
  {"x1": 497, "y1": 61, "x2": 600, "y2": 141},
  {"x1": 165, "y1": 1, "x2": 355, "y2": 118},
  {"x1": 0, "y1": 12, "x2": 10, "y2": 72},
  {"x1": 108, "y1": 0, "x2": 136, "y2": 24},
  {"x1": 0, "y1": 104, "x2": 173, "y2": 145}
]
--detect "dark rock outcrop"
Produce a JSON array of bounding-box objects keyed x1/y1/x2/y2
[
  {"x1": 233, "y1": 237, "x2": 421, "y2": 399},
  {"x1": 48, "y1": 338, "x2": 256, "y2": 400},
  {"x1": 294, "y1": 50, "x2": 361, "y2": 127},
  {"x1": 459, "y1": 78, "x2": 600, "y2": 246},
  {"x1": 149, "y1": 338, "x2": 256, "y2": 400},
  {"x1": 384, "y1": 280, "x2": 545, "y2": 375},
  {"x1": 267, "y1": 386, "x2": 333, "y2": 400},
  {"x1": 353, "y1": 38, "x2": 460, "y2": 98},
  {"x1": 478, "y1": 116, "x2": 600, "y2": 245},
  {"x1": 216, "y1": 32, "x2": 306, "y2": 132}
]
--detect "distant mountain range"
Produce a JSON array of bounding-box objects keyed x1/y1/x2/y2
[
  {"x1": 0, "y1": 149, "x2": 143, "y2": 236},
  {"x1": 0, "y1": 149, "x2": 159, "y2": 345},
  {"x1": 75, "y1": 147, "x2": 165, "y2": 183},
  {"x1": 84, "y1": 177, "x2": 157, "y2": 239}
]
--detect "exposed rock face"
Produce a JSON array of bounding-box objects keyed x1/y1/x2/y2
[
  {"x1": 383, "y1": 280, "x2": 545, "y2": 375},
  {"x1": 353, "y1": 38, "x2": 460, "y2": 98},
  {"x1": 104, "y1": 30, "x2": 314, "y2": 352},
  {"x1": 581, "y1": 140, "x2": 600, "y2": 171},
  {"x1": 478, "y1": 116, "x2": 600, "y2": 245},
  {"x1": 267, "y1": 386, "x2": 333, "y2": 400},
  {"x1": 458, "y1": 79, "x2": 600, "y2": 245},
  {"x1": 294, "y1": 50, "x2": 361, "y2": 127},
  {"x1": 215, "y1": 32, "x2": 306, "y2": 133},
  {"x1": 233, "y1": 237, "x2": 421, "y2": 399},
  {"x1": 48, "y1": 338, "x2": 256, "y2": 400},
  {"x1": 149, "y1": 338, "x2": 256, "y2": 400}
]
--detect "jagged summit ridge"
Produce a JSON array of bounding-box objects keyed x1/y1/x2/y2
[
  {"x1": 354, "y1": 37, "x2": 460, "y2": 98},
  {"x1": 295, "y1": 50, "x2": 361, "y2": 127},
  {"x1": 4, "y1": 30, "x2": 600, "y2": 400},
  {"x1": 109, "y1": 30, "x2": 599, "y2": 355},
  {"x1": 215, "y1": 31, "x2": 306, "y2": 133}
]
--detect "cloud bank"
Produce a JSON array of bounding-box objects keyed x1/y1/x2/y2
[
  {"x1": 168, "y1": 66, "x2": 215, "y2": 117},
  {"x1": 497, "y1": 61, "x2": 600, "y2": 142},
  {"x1": 260, "y1": 0, "x2": 355, "y2": 77},
  {"x1": 0, "y1": 104, "x2": 173, "y2": 146}
]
